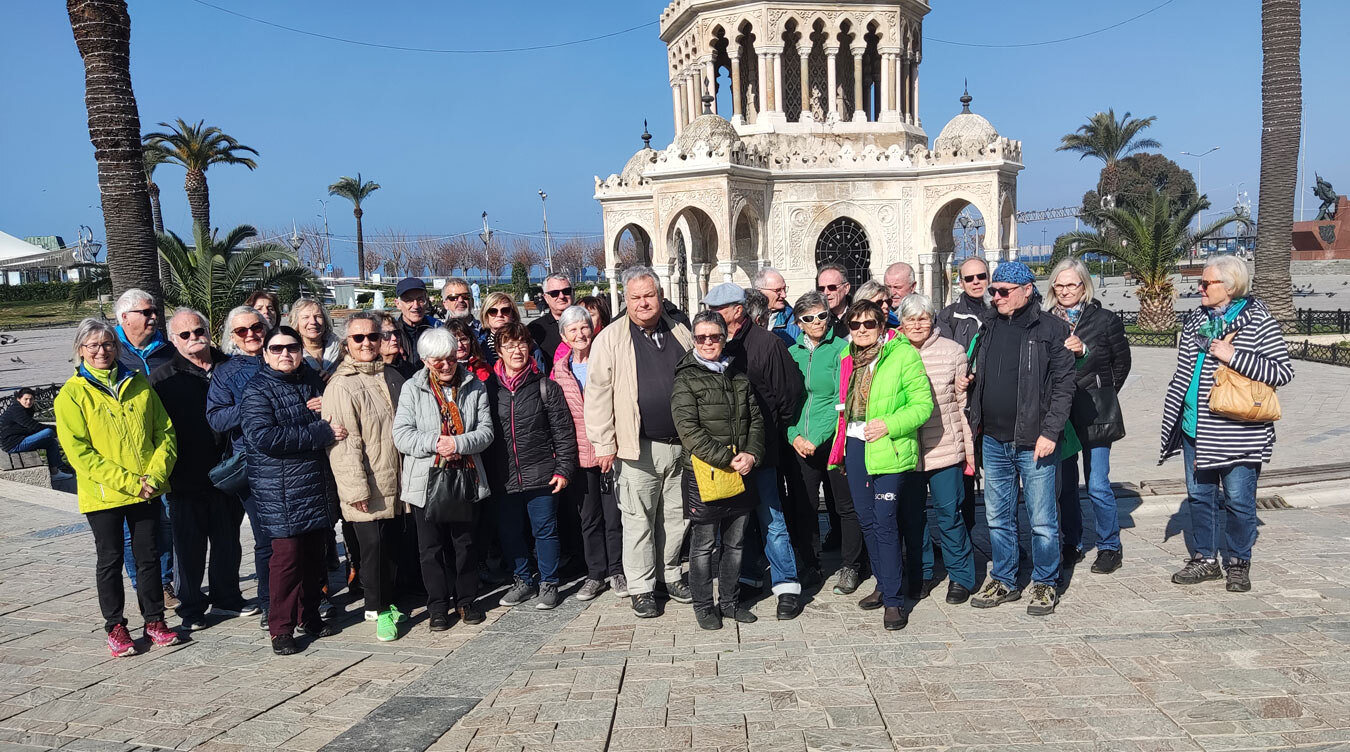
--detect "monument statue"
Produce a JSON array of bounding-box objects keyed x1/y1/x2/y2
[
  {"x1": 1314, "y1": 173, "x2": 1340, "y2": 221},
  {"x1": 810, "y1": 85, "x2": 824, "y2": 122},
  {"x1": 745, "y1": 83, "x2": 758, "y2": 124}
]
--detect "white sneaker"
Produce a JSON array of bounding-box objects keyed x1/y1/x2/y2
[
  {"x1": 52, "y1": 470, "x2": 74, "y2": 481},
  {"x1": 364, "y1": 610, "x2": 378, "y2": 622}
]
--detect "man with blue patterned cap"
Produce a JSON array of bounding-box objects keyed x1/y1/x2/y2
[{"x1": 965, "y1": 261, "x2": 1076, "y2": 616}]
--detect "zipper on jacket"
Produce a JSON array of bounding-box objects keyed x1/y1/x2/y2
[
  {"x1": 803, "y1": 349, "x2": 815, "y2": 437},
  {"x1": 509, "y1": 391, "x2": 524, "y2": 488}
]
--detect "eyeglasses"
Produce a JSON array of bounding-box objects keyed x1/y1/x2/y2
[
  {"x1": 1198, "y1": 279, "x2": 1223, "y2": 290},
  {"x1": 758, "y1": 286, "x2": 786, "y2": 296},
  {"x1": 232, "y1": 323, "x2": 267, "y2": 338},
  {"x1": 816, "y1": 284, "x2": 842, "y2": 293},
  {"x1": 797, "y1": 313, "x2": 827, "y2": 324},
  {"x1": 693, "y1": 333, "x2": 724, "y2": 344},
  {"x1": 990, "y1": 286, "x2": 1021, "y2": 298},
  {"x1": 267, "y1": 343, "x2": 303, "y2": 354},
  {"x1": 962, "y1": 272, "x2": 989, "y2": 283},
  {"x1": 175, "y1": 327, "x2": 207, "y2": 340},
  {"x1": 81, "y1": 341, "x2": 116, "y2": 352},
  {"x1": 348, "y1": 332, "x2": 383, "y2": 344},
  {"x1": 486, "y1": 307, "x2": 513, "y2": 317},
  {"x1": 847, "y1": 319, "x2": 880, "y2": 332},
  {"x1": 1053, "y1": 282, "x2": 1083, "y2": 291},
  {"x1": 445, "y1": 293, "x2": 472, "y2": 303},
  {"x1": 545, "y1": 287, "x2": 573, "y2": 298},
  {"x1": 902, "y1": 318, "x2": 931, "y2": 327},
  {"x1": 500, "y1": 341, "x2": 530, "y2": 353},
  {"x1": 128, "y1": 307, "x2": 159, "y2": 318}
]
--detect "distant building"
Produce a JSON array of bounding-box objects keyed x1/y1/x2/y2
[{"x1": 0, "y1": 230, "x2": 81, "y2": 284}]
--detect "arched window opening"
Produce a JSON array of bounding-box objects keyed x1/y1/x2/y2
[
  {"x1": 781, "y1": 20, "x2": 803, "y2": 122},
  {"x1": 816, "y1": 217, "x2": 871, "y2": 288}
]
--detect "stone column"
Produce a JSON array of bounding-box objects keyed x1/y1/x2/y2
[
  {"x1": 772, "y1": 52, "x2": 785, "y2": 113},
  {"x1": 691, "y1": 263, "x2": 712, "y2": 308},
  {"x1": 756, "y1": 52, "x2": 769, "y2": 121},
  {"x1": 673, "y1": 81, "x2": 685, "y2": 135},
  {"x1": 705, "y1": 58, "x2": 717, "y2": 115},
  {"x1": 657, "y1": 265, "x2": 673, "y2": 300},
  {"x1": 916, "y1": 253, "x2": 932, "y2": 301},
  {"x1": 880, "y1": 52, "x2": 898, "y2": 122},
  {"x1": 900, "y1": 54, "x2": 911, "y2": 124},
  {"x1": 688, "y1": 72, "x2": 701, "y2": 120},
  {"x1": 798, "y1": 45, "x2": 812, "y2": 118},
  {"x1": 852, "y1": 50, "x2": 866, "y2": 123},
  {"x1": 607, "y1": 265, "x2": 619, "y2": 314},
  {"x1": 825, "y1": 47, "x2": 839, "y2": 120},
  {"x1": 729, "y1": 49, "x2": 744, "y2": 124},
  {"x1": 718, "y1": 260, "x2": 736, "y2": 284},
  {"x1": 911, "y1": 52, "x2": 921, "y2": 126}
]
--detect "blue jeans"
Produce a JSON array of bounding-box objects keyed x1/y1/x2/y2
[
  {"x1": 12, "y1": 428, "x2": 65, "y2": 469},
  {"x1": 1181, "y1": 435, "x2": 1260, "y2": 562},
  {"x1": 982, "y1": 435, "x2": 1060, "y2": 587},
  {"x1": 498, "y1": 490, "x2": 560, "y2": 585},
  {"x1": 907, "y1": 465, "x2": 976, "y2": 591},
  {"x1": 739, "y1": 467, "x2": 800, "y2": 595},
  {"x1": 123, "y1": 496, "x2": 172, "y2": 588},
  {"x1": 1058, "y1": 444, "x2": 1122, "y2": 552},
  {"x1": 843, "y1": 438, "x2": 904, "y2": 608}
]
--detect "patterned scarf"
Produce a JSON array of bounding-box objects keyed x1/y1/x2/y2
[
  {"x1": 846, "y1": 339, "x2": 882, "y2": 422},
  {"x1": 492, "y1": 359, "x2": 535, "y2": 393},
  {"x1": 1050, "y1": 302, "x2": 1084, "y2": 332},
  {"x1": 428, "y1": 368, "x2": 474, "y2": 471}
]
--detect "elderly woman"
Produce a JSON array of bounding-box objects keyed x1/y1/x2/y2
[
  {"x1": 393, "y1": 328, "x2": 494, "y2": 629},
  {"x1": 827, "y1": 300, "x2": 933, "y2": 631},
  {"x1": 55, "y1": 319, "x2": 179, "y2": 656},
  {"x1": 290, "y1": 298, "x2": 342, "y2": 380},
  {"x1": 552, "y1": 306, "x2": 624, "y2": 601},
  {"x1": 246, "y1": 290, "x2": 282, "y2": 329},
  {"x1": 897, "y1": 294, "x2": 976, "y2": 604},
  {"x1": 555, "y1": 295, "x2": 612, "y2": 366},
  {"x1": 855, "y1": 280, "x2": 896, "y2": 324},
  {"x1": 783, "y1": 292, "x2": 859, "y2": 594},
  {"x1": 372, "y1": 311, "x2": 415, "y2": 380},
  {"x1": 448, "y1": 318, "x2": 492, "y2": 382},
  {"x1": 478, "y1": 293, "x2": 545, "y2": 369},
  {"x1": 322, "y1": 312, "x2": 407, "y2": 642},
  {"x1": 1161, "y1": 255, "x2": 1293, "y2": 593},
  {"x1": 1047, "y1": 258, "x2": 1132, "y2": 575},
  {"x1": 487, "y1": 323, "x2": 578, "y2": 611},
  {"x1": 671, "y1": 311, "x2": 764, "y2": 630},
  {"x1": 206, "y1": 305, "x2": 271, "y2": 625},
  {"x1": 241, "y1": 326, "x2": 345, "y2": 655}
]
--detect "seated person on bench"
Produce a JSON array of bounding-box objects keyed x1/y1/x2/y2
[{"x1": 1, "y1": 388, "x2": 73, "y2": 480}]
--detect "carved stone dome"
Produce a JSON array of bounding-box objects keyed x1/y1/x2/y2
[
  {"x1": 933, "y1": 90, "x2": 999, "y2": 155},
  {"x1": 676, "y1": 113, "x2": 742, "y2": 153},
  {"x1": 621, "y1": 147, "x2": 656, "y2": 184}
]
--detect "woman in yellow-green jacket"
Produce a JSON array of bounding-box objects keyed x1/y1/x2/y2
[{"x1": 55, "y1": 319, "x2": 180, "y2": 657}]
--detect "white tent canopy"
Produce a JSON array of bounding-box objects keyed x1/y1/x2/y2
[{"x1": 0, "y1": 230, "x2": 54, "y2": 262}]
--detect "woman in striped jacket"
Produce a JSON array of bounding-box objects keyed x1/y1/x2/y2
[{"x1": 1159, "y1": 255, "x2": 1293, "y2": 593}]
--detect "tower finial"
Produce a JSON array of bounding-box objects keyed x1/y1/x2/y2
[
  {"x1": 701, "y1": 77, "x2": 714, "y2": 115},
  {"x1": 960, "y1": 80, "x2": 972, "y2": 113},
  {"x1": 641, "y1": 119, "x2": 652, "y2": 149}
]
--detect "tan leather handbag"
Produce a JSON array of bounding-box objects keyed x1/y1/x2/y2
[{"x1": 1208, "y1": 332, "x2": 1281, "y2": 422}]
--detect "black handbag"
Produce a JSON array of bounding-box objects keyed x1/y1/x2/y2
[
  {"x1": 208, "y1": 451, "x2": 249, "y2": 495},
  {"x1": 425, "y1": 464, "x2": 479, "y2": 524},
  {"x1": 1070, "y1": 378, "x2": 1126, "y2": 446}
]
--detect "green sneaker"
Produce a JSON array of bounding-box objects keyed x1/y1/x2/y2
[
  {"x1": 375, "y1": 610, "x2": 399, "y2": 642},
  {"x1": 389, "y1": 604, "x2": 408, "y2": 623}
]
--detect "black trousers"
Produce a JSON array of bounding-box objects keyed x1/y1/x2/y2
[
  {"x1": 788, "y1": 442, "x2": 862, "y2": 570},
  {"x1": 87, "y1": 501, "x2": 165, "y2": 631},
  {"x1": 570, "y1": 466, "x2": 623, "y2": 581},
  {"x1": 167, "y1": 489, "x2": 245, "y2": 618},
  {"x1": 684, "y1": 471, "x2": 750, "y2": 610},
  {"x1": 352, "y1": 518, "x2": 399, "y2": 612},
  {"x1": 411, "y1": 503, "x2": 478, "y2": 616}
]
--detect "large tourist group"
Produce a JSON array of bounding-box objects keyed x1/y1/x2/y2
[{"x1": 2, "y1": 253, "x2": 1294, "y2": 657}]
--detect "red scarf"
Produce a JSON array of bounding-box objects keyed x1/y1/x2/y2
[
  {"x1": 492, "y1": 359, "x2": 536, "y2": 393},
  {"x1": 429, "y1": 369, "x2": 475, "y2": 471}
]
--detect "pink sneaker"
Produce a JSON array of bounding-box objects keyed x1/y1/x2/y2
[
  {"x1": 144, "y1": 620, "x2": 181, "y2": 648},
  {"x1": 106, "y1": 624, "x2": 136, "y2": 657}
]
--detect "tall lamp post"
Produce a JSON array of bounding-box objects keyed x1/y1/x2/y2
[
  {"x1": 538, "y1": 189, "x2": 553, "y2": 273},
  {"x1": 1181, "y1": 146, "x2": 1220, "y2": 240},
  {"x1": 479, "y1": 211, "x2": 494, "y2": 284},
  {"x1": 316, "y1": 198, "x2": 330, "y2": 275}
]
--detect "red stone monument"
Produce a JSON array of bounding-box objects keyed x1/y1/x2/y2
[{"x1": 1292, "y1": 196, "x2": 1350, "y2": 260}]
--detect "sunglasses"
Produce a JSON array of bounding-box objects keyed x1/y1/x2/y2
[
  {"x1": 990, "y1": 286, "x2": 1022, "y2": 298},
  {"x1": 545, "y1": 288, "x2": 573, "y2": 298},
  {"x1": 445, "y1": 293, "x2": 472, "y2": 302},
  {"x1": 486, "y1": 306, "x2": 513, "y2": 317},
  {"x1": 267, "y1": 343, "x2": 302, "y2": 354},
  {"x1": 962, "y1": 272, "x2": 989, "y2": 283},
  {"x1": 847, "y1": 319, "x2": 880, "y2": 331},
  {"x1": 1198, "y1": 279, "x2": 1223, "y2": 290},
  {"x1": 816, "y1": 284, "x2": 842, "y2": 293},
  {"x1": 129, "y1": 307, "x2": 159, "y2": 318},
  {"x1": 349, "y1": 332, "x2": 383, "y2": 344},
  {"x1": 232, "y1": 323, "x2": 267, "y2": 337},
  {"x1": 798, "y1": 313, "x2": 827, "y2": 324},
  {"x1": 175, "y1": 327, "x2": 207, "y2": 340},
  {"x1": 693, "y1": 333, "x2": 724, "y2": 344}
]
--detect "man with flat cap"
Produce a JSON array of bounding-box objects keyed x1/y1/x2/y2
[{"x1": 392, "y1": 277, "x2": 441, "y2": 371}]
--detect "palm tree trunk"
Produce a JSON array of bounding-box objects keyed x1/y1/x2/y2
[
  {"x1": 148, "y1": 181, "x2": 173, "y2": 288},
  {"x1": 67, "y1": 0, "x2": 161, "y2": 301},
  {"x1": 354, "y1": 207, "x2": 365, "y2": 280},
  {"x1": 1138, "y1": 290, "x2": 1176, "y2": 332},
  {"x1": 185, "y1": 168, "x2": 210, "y2": 237},
  {"x1": 1253, "y1": 0, "x2": 1300, "y2": 321}
]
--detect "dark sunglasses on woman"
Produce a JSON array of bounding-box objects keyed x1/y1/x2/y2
[
  {"x1": 847, "y1": 319, "x2": 879, "y2": 331},
  {"x1": 232, "y1": 323, "x2": 267, "y2": 337},
  {"x1": 348, "y1": 332, "x2": 383, "y2": 343},
  {"x1": 267, "y1": 343, "x2": 302, "y2": 354}
]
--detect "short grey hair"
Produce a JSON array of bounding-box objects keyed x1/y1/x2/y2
[
  {"x1": 113, "y1": 288, "x2": 155, "y2": 320},
  {"x1": 1048, "y1": 257, "x2": 1095, "y2": 304},
  {"x1": 371, "y1": 310, "x2": 397, "y2": 330},
  {"x1": 543, "y1": 272, "x2": 571, "y2": 288},
  {"x1": 288, "y1": 298, "x2": 333, "y2": 336},
  {"x1": 442, "y1": 277, "x2": 469, "y2": 292},
  {"x1": 752, "y1": 266, "x2": 784, "y2": 288},
  {"x1": 856, "y1": 279, "x2": 887, "y2": 303},
  {"x1": 959, "y1": 255, "x2": 989, "y2": 274},
  {"x1": 1206, "y1": 255, "x2": 1250, "y2": 299},
  {"x1": 73, "y1": 318, "x2": 119, "y2": 361},
  {"x1": 793, "y1": 291, "x2": 829, "y2": 318},
  {"x1": 416, "y1": 326, "x2": 458, "y2": 361},
  {"x1": 743, "y1": 288, "x2": 769, "y2": 326},
  {"x1": 885, "y1": 261, "x2": 915, "y2": 284},
  {"x1": 168, "y1": 307, "x2": 209, "y2": 335},
  {"x1": 220, "y1": 305, "x2": 266, "y2": 354},
  {"x1": 558, "y1": 305, "x2": 592, "y2": 334},
  {"x1": 816, "y1": 263, "x2": 848, "y2": 283},
  {"x1": 621, "y1": 265, "x2": 659, "y2": 289},
  {"x1": 343, "y1": 311, "x2": 382, "y2": 338},
  {"x1": 898, "y1": 293, "x2": 936, "y2": 321},
  {"x1": 691, "y1": 309, "x2": 727, "y2": 336}
]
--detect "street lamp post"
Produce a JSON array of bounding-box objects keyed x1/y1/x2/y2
[
  {"x1": 538, "y1": 189, "x2": 553, "y2": 273},
  {"x1": 479, "y1": 211, "x2": 494, "y2": 284},
  {"x1": 316, "y1": 199, "x2": 331, "y2": 275},
  {"x1": 1180, "y1": 146, "x2": 1220, "y2": 237}
]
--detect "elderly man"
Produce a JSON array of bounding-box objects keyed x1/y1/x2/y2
[
  {"x1": 441, "y1": 277, "x2": 477, "y2": 324},
  {"x1": 884, "y1": 262, "x2": 916, "y2": 312},
  {"x1": 704, "y1": 282, "x2": 806, "y2": 618},
  {"x1": 392, "y1": 277, "x2": 441, "y2": 371},
  {"x1": 938, "y1": 256, "x2": 991, "y2": 349},
  {"x1": 967, "y1": 261, "x2": 1076, "y2": 617},
  {"x1": 585, "y1": 266, "x2": 693, "y2": 618},
  {"x1": 114, "y1": 288, "x2": 173, "y2": 375},
  {"x1": 528, "y1": 273, "x2": 574, "y2": 371},
  {"x1": 150, "y1": 309, "x2": 250, "y2": 628},
  {"x1": 755, "y1": 267, "x2": 799, "y2": 346},
  {"x1": 815, "y1": 263, "x2": 853, "y2": 338}
]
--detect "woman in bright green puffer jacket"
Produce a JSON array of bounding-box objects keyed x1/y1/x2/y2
[{"x1": 826, "y1": 300, "x2": 932, "y2": 631}]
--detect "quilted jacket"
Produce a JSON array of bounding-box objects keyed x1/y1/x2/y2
[
  {"x1": 240, "y1": 363, "x2": 335, "y2": 539},
  {"x1": 205, "y1": 353, "x2": 263, "y2": 455},
  {"x1": 550, "y1": 352, "x2": 597, "y2": 469},
  {"x1": 322, "y1": 358, "x2": 405, "y2": 522},
  {"x1": 485, "y1": 367, "x2": 578, "y2": 496},
  {"x1": 913, "y1": 330, "x2": 976, "y2": 472}
]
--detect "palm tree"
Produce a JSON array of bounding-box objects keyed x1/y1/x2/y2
[
  {"x1": 1053, "y1": 190, "x2": 1249, "y2": 332},
  {"x1": 67, "y1": 0, "x2": 160, "y2": 299},
  {"x1": 143, "y1": 142, "x2": 174, "y2": 286},
  {"x1": 158, "y1": 224, "x2": 320, "y2": 335},
  {"x1": 1057, "y1": 109, "x2": 1162, "y2": 210},
  {"x1": 327, "y1": 174, "x2": 380, "y2": 280},
  {"x1": 143, "y1": 119, "x2": 258, "y2": 236},
  {"x1": 1252, "y1": 0, "x2": 1300, "y2": 321}
]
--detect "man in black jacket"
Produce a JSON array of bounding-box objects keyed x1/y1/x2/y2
[
  {"x1": 937, "y1": 255, "x2": 992, "y2": 531},
  {"x1": 965, "y1": 262, "x2": 1076, "y2": 617},
  {"x1": 527, "y1": 273, "x2": 575, "y2": 372},
  {"x1": 393, "y1": 277, "x2": 441, "y2": 371},
  {"x1": 151, "y1": 309, "x2": 252, "y2": 628},
  {"x1": 0, "y1": 388, "x2": 72, "y2": 479},
  {"x1": 706, "y1": 283, "x2": 806, "y2": 619}
]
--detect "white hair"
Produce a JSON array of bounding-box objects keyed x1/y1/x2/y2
[
  {"x1": 1206, "y1": 255, "x2": 1250, "y2": 299},
  {"x1": 543, "y1": 272, "x2": 571, "y2": 287},
  {"x1": 220, "y1": 305, "x2": 266, "y2": 354},
  {"x1": 113, "y1": 288, "x2": 155, "y2": 320},
  {"x1": 899, "y1": 293, "x2": 936, "y2": 321},
  {"x1": 168, "y1": 308, "x2": 209, "y2": 335},
  {"x1": 558, "y1": 305, "x2": 592, "y2": 334},
  {"x1": 1048, "y1": 257, "x2": 1095, "y2": 304},
  {"x1": 416, "y1": 326, "x2": 458, "y2": 361},
  {"x1": 885, "y1": 262, "x2": 915, "y2": 284},
  {"x1": 752, "y1": 266, "x2": 784, "y2": 288},
  {"x1": 621, "y1": 265, "x2": 659, "y2": 289}
]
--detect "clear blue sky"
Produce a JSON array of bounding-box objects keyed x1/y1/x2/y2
[{"x1": 2, "y1": 0, "x2": 1346, "y2": 271}]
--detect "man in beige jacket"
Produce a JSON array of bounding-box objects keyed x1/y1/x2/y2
[{"x1": 584, "y1": 266, "x2": 693, "y2": 617}]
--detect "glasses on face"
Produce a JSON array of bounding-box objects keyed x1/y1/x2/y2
[
  {"x1": 267, "y1": 343, "x2": 302, "y2": 354},
  {"x1": 486, "y1": 307, "x2": 512, "y2": 317},
  {"x1": 175, "y1": 327, "x2": 207, "y2": 340},
  {"x1": 500, "y1": 341, "x2": 530, "y2": 353},
  {"x1": 233, "y1": 323, "x2": 267, "y2": 338},
  {"x1": 816, "y1": 283, "x2": 842, "y2": 293},
  {"x1": 990, "y1": 286, "x2": 1021, "y2": 298},
  {"x1": 759, "y1": 286, "x2": 786, "y2": 296},
  {"x1": 1053, "y1": 282, "x2": 1083, "y2": 292},
  {"x1": 962, "y1": 272, "x2": 989, "y2": 283},
  {"x1": 693, "y1": 333, "x2": 724, "y2": 345},
  {"x1": 797, "y1": 313, "x2": 827, "y2": 324},
  {"x1": 445, "y1": 293, "x2": 472, "y2": 303},
  {"x1": 1198, "y1": 279, "x2": 1223, "y2": 290},
  {"x1": 129, "y1": 307, "x2": 159, "y2": 319},
  {"x1": 847, "y1": 319, "x2": 880, "y2": 332},
  {"x1": 545, "y1": 287, "x2": 573, "y2": 299},
  {"x1": 902, "y1": 317, "x2": 931, "y2": 328},
  {"x1": 81, "y1": 341, "x2": 116, "y2": 352},
  {"x1": 349, "y1": 332, "x2": 383, "y2": 344}
]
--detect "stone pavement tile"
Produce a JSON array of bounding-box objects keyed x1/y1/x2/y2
[
  {"x1": 424, "y1": 727, "x2": 476, "y2": 752},
  {"x1": 607, "y1": 724, "x2": 692, "y2": 750},
  {"x1": 278, "y1": 725, "x2": 345, "y2": 752},
  {"x1": 691, "y1": 722, "x2": 746, "y2": 748},
  {"x1": 611, "y1": 705, "x2": 665, "y2": 729},
  {"x1": 747, "y1": 728, "x2": 804, "y2": 752},
  {"x1": 801, "y1": 727, "x2": 894, "y2": 751}
]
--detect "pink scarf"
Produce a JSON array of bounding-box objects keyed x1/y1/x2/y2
[{"x1": 493, "y1": 359, "x2": 536, "y2": 393}]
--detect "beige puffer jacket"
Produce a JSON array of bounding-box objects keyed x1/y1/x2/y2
[
  {"x1": 915, "y1": 330, "x2": 976, "y2": 472},
  {"x1": 322, "y1": 358, "x2": 404, "y2": 522}
]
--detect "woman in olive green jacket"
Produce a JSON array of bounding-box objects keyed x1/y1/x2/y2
[
  {"x1": 55, "y1": 319, "x2": 179, "y2": 657},
  {"x1": 826, "y1": 301, "x2": 932, "y2": 631}
]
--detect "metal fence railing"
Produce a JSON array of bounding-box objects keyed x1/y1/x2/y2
[
  {"x1": 0, "y1": 384, "x2": 62, "y2": 421},
  {"x1": 1118, "y1": 309, "x2": 1350, "y2": 336},
  {"x1": 1125, "y1": 331, "x2": 1350, "y2": 368}
]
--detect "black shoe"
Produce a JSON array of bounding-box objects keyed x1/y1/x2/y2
[
  {"x1": 945, "y1": 582, "x2": 971, "y2": 605},
  {"x1": 259, "y1": 610, "x2": 269, "y2": 631},
  {"x1": 457, "y1": 605, "x2": 485, "y2": 625},
  {"x1": 632, "y1": 593, "x2": 660, "y2": 618},
  {"x1": 1091, "y1": 549, "x2": 1123, "y2": 574},
  {"x1": 799, "y1": 566, "x2": 824, "y2": 589},
  {"x1": 776, "y1": 594, "x2": 802, "y2": 620},
  {"x1": 271, "y1": 634, "x2": 299, "y2": 656},
  {"x1": 1062, "y1": 545, "x2": 1084, "y2": 566},
  {"x1": 905, "y1": 579, "x2": 939, "y2": 601},
  {"x1": 179, "y1": 614, "x2": 208, "y2": 631},
  {"x1": 883, "y1": 606, "x2": 908, "y2": 631},
  {"x1": 428, "y1": 614, "x2": 450, "y2": 632},
  {"x1": 1225, "y1": 560, "x2": 1252, "y2": 592},
  {"x1": 720, "y1": 603, "x2": 758, "y2": 623},
  {"x1": 694, "y1": 606, "x2": 723, "y2": 630},
  {"x1": 833, "y1": 566, "x2": 862, "y2": 595},
  {"x1": 1172, "y1": 557, "x2": 1222, "y2": 585},
  {"x1": 858, "y1": 590, "x2": 884, "y2": 611},
  {"x1": 662, "y1": 579, "x2": 693, "y2": 604},
  {"x1": 297, "y1": 620, "x2": 338, "y2": 638}
]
